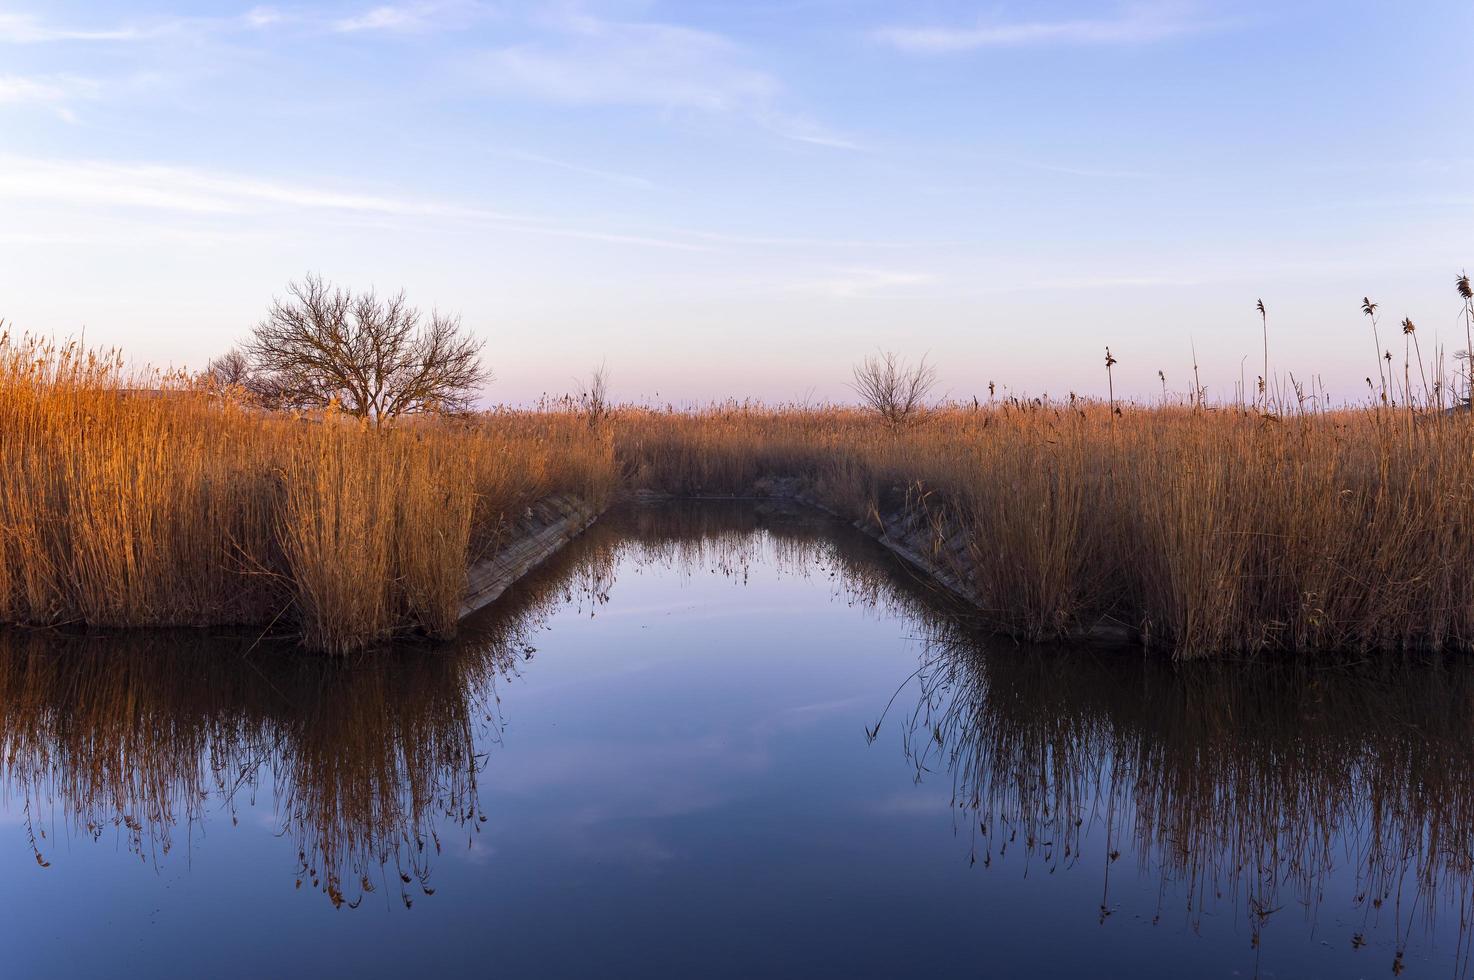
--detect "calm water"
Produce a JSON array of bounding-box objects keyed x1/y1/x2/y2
[{"x1": 2, "y1": 502, "x2": 1472, "y2": 978}]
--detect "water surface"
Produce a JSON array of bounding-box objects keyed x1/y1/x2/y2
[{"x1": 2, "y1": 502, "x2": 1472, "y2": 978}]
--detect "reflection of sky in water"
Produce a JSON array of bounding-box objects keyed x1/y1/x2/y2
[{"x1": 0, "y1": 502, "x2": 1470, "y2": 978}]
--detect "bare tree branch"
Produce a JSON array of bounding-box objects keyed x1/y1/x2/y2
[
  {"x1": 204, "y1": 348, "x2": 252, "y2": 389},
  {"x1": 240, "y1": 274, "x2": 491, "y2": 426},
  {"x1": 850, "y1": 350, "x2": 936, "y2": 427},
  {"x1": 575, "y1": 361, "x2": 611, "y2": 429}
]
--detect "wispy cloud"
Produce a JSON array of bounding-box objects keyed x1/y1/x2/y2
[
  {"x1": 472, "y1": 10, "x2": 854, "y2": 148},
  {"x1": 0, "y1": 73, "x2": 100, "y2": 120},
  {"x1": 757, "y1": 110, "x2": 862, "y2": 150},
  {"x1": 0, "y1": 11, "x2": 156, "y2": 43},
  {"x1": 874, "y1": 2, "x2": 1215, "y2": 53},
  {"x1": 0, "y1": 155, "x2": 493, "y2": 216},
  {"x1": 478, "y1": 15, "x2": 777, "y2": 111},
  {"x1": 502, "y1": 149, "x2": 656, "y2": 189},
  {"x1": 0, "y1": 73, "x2": 96, "y2": 103},
  {"x1": 0, "y1": 4, "x2": 477, "y2": 44},
  {"x1": 0, "y1": 8, "x2": 292, "y2": 44},
  {"x1": 794, "y1": 268, "x2": 938, "y2": 298},
  {"x1": 332, "y1": 1, "x2": 490, "y2": 34},
  {"x1": 0, "y1": 154, "x2": 708, "y2": 250},
  {"x1": 678, "y1": 229, "x2": 937, "y2": 250},
  {"x1": 334, "y1": 4, "x2": 428, "y2": 33},
  {"x1": 335, "y1": 6, "x2": 415, "y2": 32},
  {"x1": 242, "y1": 7, "x2": 290, "y2": 29},
  {"x1": 1031, "y1": 162, "x2": 1157, "y2": 179}
]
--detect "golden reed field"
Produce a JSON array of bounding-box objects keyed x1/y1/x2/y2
[
  {"x1": 2, "y1": 331, "x2": 1473, "y2": 658},
  {"x1": 0, "y1": 336, "x2": 616, "y2": 654}
]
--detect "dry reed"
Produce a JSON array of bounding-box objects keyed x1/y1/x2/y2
[
  {"x1": 0, "y1": 335, "x2": 615, "y2": 653},
  {"x1": 4, "y1": 327, "x2": 1473, "y2": 658},
  {"x1": 610, "y1": 398, "x2": 1474, "y2": 658}
]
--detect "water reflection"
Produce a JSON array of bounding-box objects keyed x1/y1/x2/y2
[
  {"x1": 1, "y1": 501, "x2": 1472, "y2": 977},
  {"x1": 899, "y1": 637, "x2": 1474, "y2": 973},
  {"x1": 0, "y1": 632, "x2": 492, "y2": 908},
  {"x1": 0, "y1": 501, "x2": 915, "y2": 912}
]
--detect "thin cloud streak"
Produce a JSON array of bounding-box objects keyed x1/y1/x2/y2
[
  {"x1": 757, "y1": 109, "x2": 862, "y2": 151},
  {"x1": 331, "y1": 2, "x2": 486, "y2": 34},
  {"x1": 792, "y1": 268, "x2": 939, "y2": 299},
  {"x1": 476, "y1": 18, "x2": 777, "y2": 111},
  {"x1": 333, "y1": 6, "x2": 425, "y2": 33},
  {"x1": 0, "y1": 4, "x2": 481, "y2": 44},
  {"x1": 0, "y1": 155, "x2": 711, "y2": 252},
  {"x1": 502, "y1": 150, "x2": 657, "y2": 189},
  {"x1": 874, "y1": 3, "x2": 1215, "y2": 53},
  {"x1": 678, "y1": 229, "x2": 944, "y2": 250},
  {"x1": 0, "y1": 11, "x2": 172, "y2": 44},
  {"x1": 472, "y1": 10, "x2": 854, "y2": 150},
  {"x1": 0, "y1": 73, "x2": 98, "y2": 109},
  {"x1": 0, "y1": 155, "x2": 524, "y2": 217}
]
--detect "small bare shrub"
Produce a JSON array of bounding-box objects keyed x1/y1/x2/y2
[
  {"x1": 850, "y1": 351, "x2": 936, "y2": 426},
  {"x1": 577, "y1": 362, "x2": 612, "y2": 429}
]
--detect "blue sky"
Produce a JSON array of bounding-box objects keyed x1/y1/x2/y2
[{"x1": 1, "y1": 0, "x2": 1471, "y2": 404}]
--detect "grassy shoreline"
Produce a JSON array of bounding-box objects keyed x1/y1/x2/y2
[{"x1": 3, "y1": 336, "x2": 1472, "y2": 657}]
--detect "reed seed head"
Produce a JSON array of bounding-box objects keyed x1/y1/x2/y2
[
  {"x1": 1402, "y1": 318, "x2": 1415, "y2": 336},
  {"x1": 1458, "y1": 272, "x2": 1472, "y2": 301},
  {"x1": 1362, "y1": 297, "x2": 1378, "y2": 318}
]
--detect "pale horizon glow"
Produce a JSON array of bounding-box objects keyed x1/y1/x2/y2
[{"x1": 0, "y1": 0, "x2": 1471, "y2": 406}]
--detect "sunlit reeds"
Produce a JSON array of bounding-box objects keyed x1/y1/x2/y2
[
  {"x1": 0, "y1": 334, "x2": 615, "y2": 653},
  {"x1": 611, "y1": 396, "x2": 1474, "y2": 658},
  {"x1": 4, "y1": 324, "x2": 1473, "y2": 658}
]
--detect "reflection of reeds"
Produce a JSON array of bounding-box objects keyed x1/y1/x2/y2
[
  {"x1": 591, "y1": 502, "x2": 942, "y2": 622},
  {"x1": 0, "y1": 630, "x2": 493, "y2": 907},
  {"x1": 0, "y1": 501, "x2": 938, "y2": 908},
  {"x1": 0, "y1": 545, "x2": 590, "y2": 909},
  {"x1": 898, "y1": 637, "x2": 1474, "y2": 954}
]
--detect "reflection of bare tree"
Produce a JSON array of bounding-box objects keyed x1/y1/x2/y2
[{"x1": 897, "y1": 639, "x2": 1474, "y2": 968}]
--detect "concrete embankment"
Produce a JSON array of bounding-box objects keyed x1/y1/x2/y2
[
  {"x1": 461, "y1": 481, "x2": 1133, "y2": 648},
  {"x1": 803, "y1": 490, "x2": 1140, "y2": 648},
  {"x1": 460, "y1": 493, "x2": 601, "y2": 618},
  {"x1": 627, "y1": 477, "x2": 987, "y2": 609}
]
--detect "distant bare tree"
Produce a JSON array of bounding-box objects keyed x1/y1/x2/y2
[
  {"x1": 242, "y1": 274, "x2": 491, "y2": 426},
  {"x1": 850, "y1": 351, "x2": 937, "y2": 426},
  {"x1": 204, "y1": 348, "x2": 253, "y2": 390},
  {"x1": 576, "y1": 361, "x2": 612, "y2": 429}
]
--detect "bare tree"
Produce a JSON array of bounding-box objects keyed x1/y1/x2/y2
[
  {"x1": 242, "y1": 274, "x2": 491, "y2": 426},
  {"x1": 575, "y1": 361, "x2": 612, "y2": 429},
  {"x1": 204, "y1": 348, "x2": 253, "y2": 390},
  {"x1": 850, "y1": 350, "x2": 937, "y2": 426}
]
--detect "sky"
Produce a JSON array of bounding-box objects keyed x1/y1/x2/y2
[{"x1": 1, "y1": 0, "x2": 1471, "y2": 406}]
